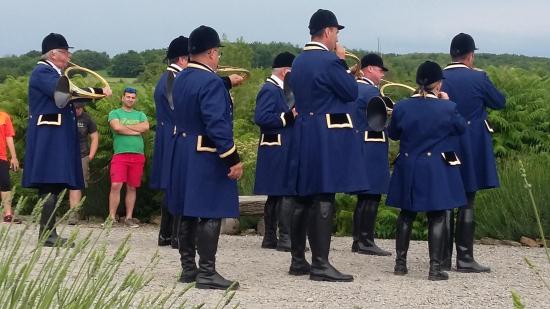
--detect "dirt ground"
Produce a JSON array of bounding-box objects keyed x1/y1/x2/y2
[{"x1": 15, "y1": 223, "x2": 550, "y2": 308}]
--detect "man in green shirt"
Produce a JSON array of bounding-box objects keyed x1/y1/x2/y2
[{"x1": 108, "y1": 87, "x2": 149, "y2": 228}]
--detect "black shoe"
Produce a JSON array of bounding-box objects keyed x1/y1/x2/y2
[
  {"x1": 158, "y1": 235, "x2": 171, "y2": 247},
  {"x1": 178, "y1": 269, "x2": 198, "y2": 283},
  {"x1": 196, "y1": 271, "x2": 239, "y2": 290},
  {"x1": 43, "y1": 235, "x2": 73, "y2": 248},
  {"x1": 289, "y1": 259, "x2": 311, "y2": 276},
  {"x1": 456, "y1": 260, "x2": 491, "y2": 273},
  {"x1": 357, "y1": 241, "x2": 392, "y2": 256},
  {"x1": 351, "y1": 241, "x2": 358, "y2": 252},
  {"x1": 428, "y1": 268, "x2": 449, "y2": 281},
  {"x1": 394, "y1": 262, "x2": 408, "y2": 275},
  {"x1": 310, "y1": 263, "x2": 354, "y2": 282},
  {"x1": 261, "y1": 241, "x2": 277, "y2": 249}
]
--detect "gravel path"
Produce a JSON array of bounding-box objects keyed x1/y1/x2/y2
[{"x1": 15, "y1": 224, "x2": 550, "y2": 308}]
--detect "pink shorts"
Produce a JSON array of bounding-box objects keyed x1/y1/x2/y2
[{"x1": 110, "y1": 153, "x2": 145, "y2": 188}]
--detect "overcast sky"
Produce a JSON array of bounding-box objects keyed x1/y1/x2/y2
[{"x1": 1, "y1": 0, "x2": 549, "y2": 57}]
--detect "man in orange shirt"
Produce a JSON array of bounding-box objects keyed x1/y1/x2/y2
[{"x1": 0, "y1": 111, "x2": 20, "y2": 223}]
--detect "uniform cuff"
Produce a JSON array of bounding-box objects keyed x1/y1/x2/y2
[
  {"x1": 220, "y1": 145, "x2": 241, "y2": 167},
  {"x1": 87, "y1": 87, "x2": 104, "y2": 95},
  {"x1": 281, "y1": 111, "x2": 295, "y2": 127},
  {"x1": 222, "y1": 76, "x2": 232, "y2": 90}
]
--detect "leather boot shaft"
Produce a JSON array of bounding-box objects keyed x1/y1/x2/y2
[
  {"x1": 195, "y1": 219, "x2": 238, "y2": 290},
  {"x1": 178, "y1": 217, "x2": 198, "y2": 283},
  {"x1": 261, "y1": 196, "x2": 279, "y2": 249},
  {"x1": 427, "y1": 211, "x2": 449, "y2": 281},
  {"x1": 276, "y1": 197, "x2": 293, "y2": 252},
  {"x1": 308, "y1": 196, "x2": 353, "y2": 282}
]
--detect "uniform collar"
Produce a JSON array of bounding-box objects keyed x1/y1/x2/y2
[
  {"x1": 37, "y1": 60, "x2": 62, "y2": 76},
  {"x1": 444, "y1": 62, "x2": 470, "y2": 70},
  {"x1": 411, "y1": 93, "x2": 438, "y2": 99},
  {"x1": 304, "y1": 41, "x2": 329, "y2": 51},
  {"x1": 187, "y1": 61, "x2": 215, "y2": 73},
  {"x1": 167, "y1": 63, "x2": 183, "y2": 73},
  {"x1": 266, "y1": 74, "x2": 284, "y2": 89},
  {"x1": 357, "y1": 77, "x2": 377, "y2": 87}
]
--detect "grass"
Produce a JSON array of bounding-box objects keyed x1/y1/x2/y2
[
  {"x1": 476, "y1": 154, "x2": 550, "y2": 240},
  {"x1": 0, "y1": 192, "x2": 238, "y2": 308},
  {"x1": 511, "y1": 159, "x2": 550, "y2": 308}
]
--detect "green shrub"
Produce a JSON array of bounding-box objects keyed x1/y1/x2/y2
[{"x1": 476, "y1": 154, "x2": 550, "y2": 240}]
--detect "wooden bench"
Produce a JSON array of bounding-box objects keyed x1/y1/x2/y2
[{"x1": 238, "y1": 195, "x2": 267, "y2": 216}]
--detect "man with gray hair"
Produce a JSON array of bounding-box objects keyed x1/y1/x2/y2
[{"x1": 23, "y1": 33, "x2": 111, "y2": 246}]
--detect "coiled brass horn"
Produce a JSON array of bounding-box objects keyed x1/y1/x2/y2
[
  {"x1": 345, "y1": 51, "x2": 362, "y2": 78},
  {"x1": 366, "y1": 80, "x2": 416, "y2": 131},
  {"x1": 217, "y1": 65, "x2": 251, "y2": 80},
  {"x1": 379, "y1": 79, "x2": 416, "y2": 110},
  {"x1": 54, "y1": 62, "x2": 110, "y2": 108}
]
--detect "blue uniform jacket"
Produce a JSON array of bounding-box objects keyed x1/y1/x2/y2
[
  {"x1": 167, "y1": 62, "x2": 240, "y2": 219},
  {"x1": 150, "y1": 64, "x2": 180, "y2": 190},
  {"x1": 253, "y1": 77, "x2": 295, "y2": 196},
  {"x1": 442, "y1": 63, "x2": 506, "y2": 192},
  {"x1": 386, "y1": 94, "x2": 467, "y2": 212},
  {"x1": 354, "y1": 79, "x2": 390, "y2": 194},
  {"x1": 288, "y1": 42, "x2": 370, "y2": 196},
  {"x1": 23, "y1": 61, "x2": 84, "y2": 189}
]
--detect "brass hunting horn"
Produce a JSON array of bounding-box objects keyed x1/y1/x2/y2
[
  {"x1": 217, "y1": 65, "x2": 251, "y2": 80},
  {"x1": 54, "y1": 62, "x2": 110, "y2": 108},
  {"x1": 366, "y1": 80, "x2": 416, "y2": 131},
  {"x1": 379, "y1": 79, "x2": 416, "y2": 111},
  {"x1": 345, "y1": 51, "x2": 362, "y2": 78}
]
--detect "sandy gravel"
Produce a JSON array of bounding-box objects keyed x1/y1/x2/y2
[{"x1": 12, "y1": 223, "x2": 550, "y2": 308}]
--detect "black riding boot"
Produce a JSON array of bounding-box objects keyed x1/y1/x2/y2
[
  {"x1": 171, "y1": 215, "x2": 181, "y2": 249},
  {"x1": 308, "y1": 195, "x2": 353, "y2": 282},
  {"x1": 276, "y1": 197, "x2": 293, "y2": 252},
  {"x1": 455, "y1": 194, "x2": 490, "y2": 273},
  {"x1": 289, "y1": 198, "x2": 310, "y2": 276},
  {"x1": 195, "y1": 219, "x2": 239, "y2": 290},
  {"x1": 357, "y1": 195, "x2": 391, "y2": 256},
  {"x1": 351, "y1": 196, "x2": 365, "y2": 252},
  {"x1": 427, "y1": 211, "x2": 449, "y2": 281},
  {"x1": 39, "y1": 192, "x2": 70, "y2": 247},
  {"x1": 178, "y1": 217, "x2": 198, "y2": 283},
  {"x1": 394, "y1": 210, "x2": 416, "y2": 275},
  {"x1": 441, "y1": 209, "x2": 455, "y2": 271},
  {"x1": 261, "y1": 196, "x2": 278, "y2": 249},
  {"x1": 158, "y1": 204, "x2": 173, "y2": 246}
]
